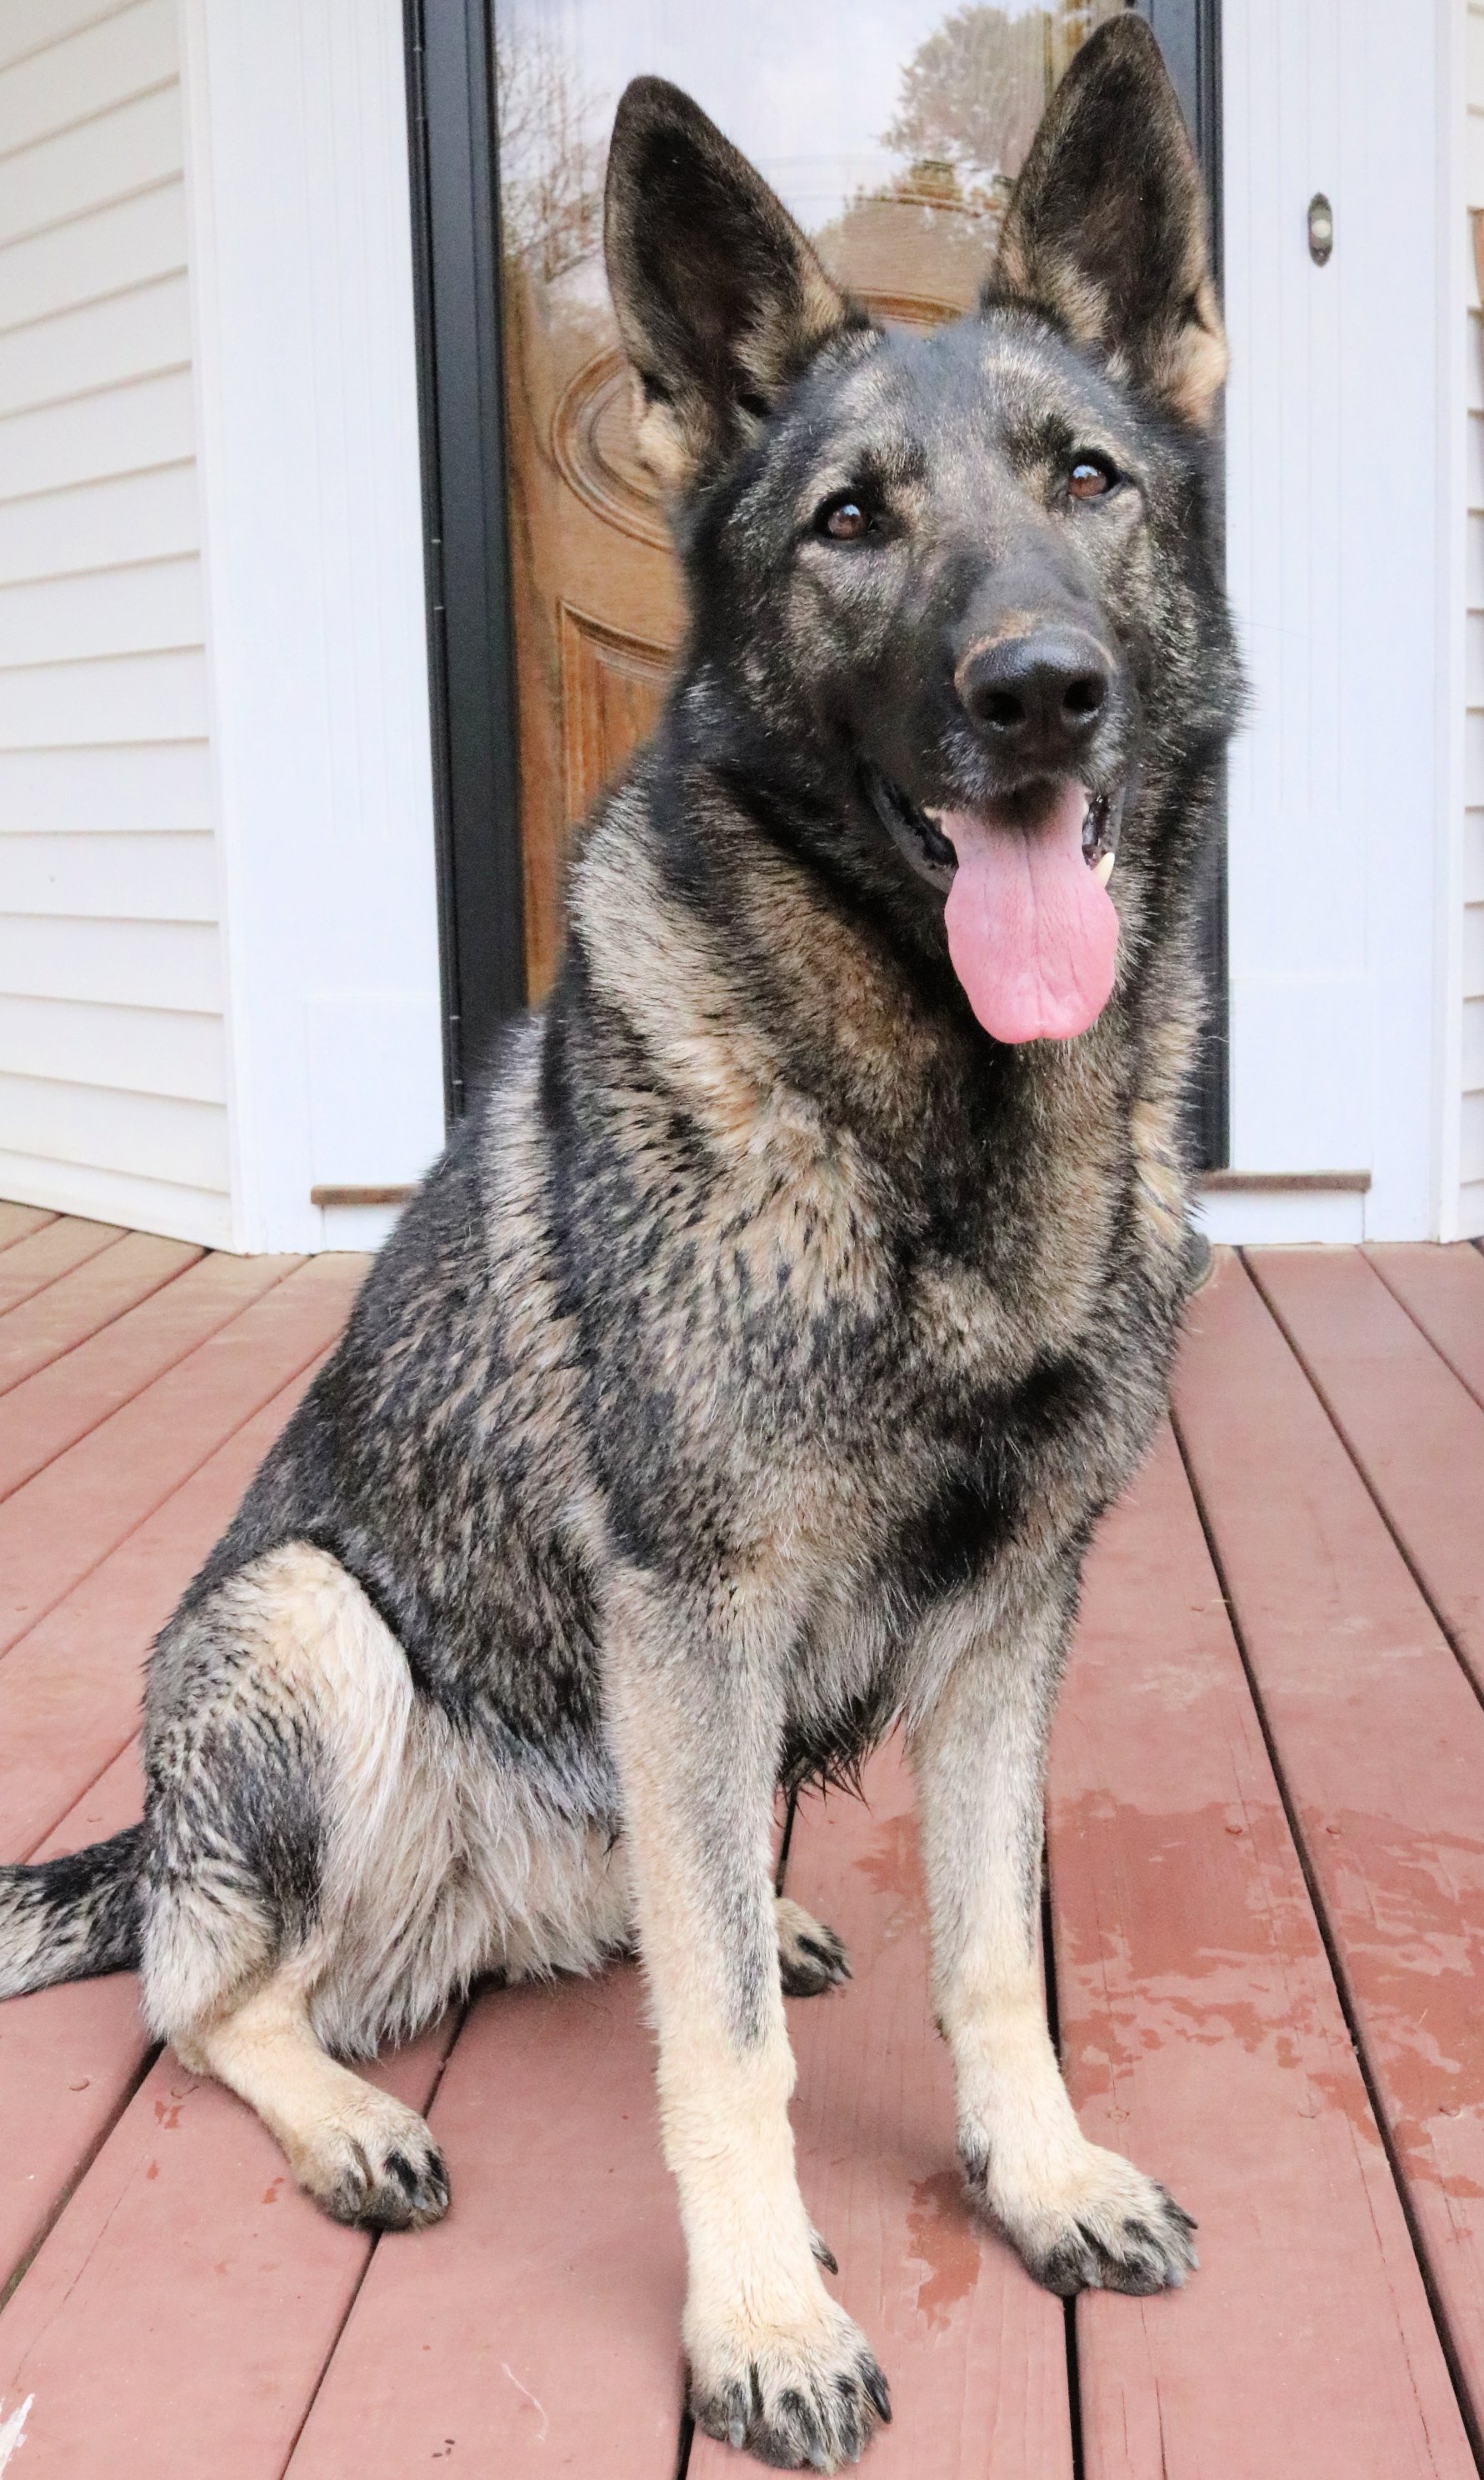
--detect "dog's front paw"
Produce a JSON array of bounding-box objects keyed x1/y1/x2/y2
[
  {"x1": 688, "y1": 2301, "x2": 890, "y2": 2470},
  {"x1": 288, "y1": 2089, "x2": 451, "y2": 2232},
  {"x1": 776, "y1": 1897, "x2": 851, "y2": 1998},
  {"x1": 966, "y1": 2131, "x2": 1197, "y2": 2298}
]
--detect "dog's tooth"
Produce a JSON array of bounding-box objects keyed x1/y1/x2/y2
[{"x1": 1093, "y1": 850, "x2": 1115, "y2": 887}]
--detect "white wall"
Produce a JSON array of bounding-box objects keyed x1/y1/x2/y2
[
  {"x1": 0, "y1": 0, "x2": 230, "y2": 1247},
  {"x1": 179, "y1": 0, "x2": 444, "y2": 1253},
  {"x1": 1214, "y1": 0, "x2": 1450, "y2": 1243}
]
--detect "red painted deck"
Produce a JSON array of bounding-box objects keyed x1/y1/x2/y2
[{"x1": 0, "y1": 1212, "x2": 1481, "y2": 2477}]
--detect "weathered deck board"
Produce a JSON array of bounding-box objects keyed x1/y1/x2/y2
[
  {"x1": 0, "y1": 1358, "x2": 332, "y2": 1867},
  {"x1": 1173, "y1": 1252, "x2": 1484, "y2": 2432},
  {"x1": 0, "y1": 1255, "x2": 362, "y2": 1658},
  {"x1": 287, "y1": 1969, "x2": 688, "y2": 2480},
  {"x1": 0, "y1": 1230, "x2": 1480, "y2": 2474},
  {"x1": 0, "y1": 1226, "x2": 389, "y2": 2478},
  {"x1": 1248, "y1": 1248, "x2": 1484, "y2": 1689},
  {"x1": 0, "y1": 1204, "x2": 54, "y2": 1252},
  {"x1": 0, "y1": 1748, "x2": 150, "y2": 2298},
  {"x1": 0, "y1": 1250, "x2": 293, "y2": 1503},
  {"x1": 1367, "y1": 1241, "x2": 1484, "y2": 1414},
  {"x1": 691, "y1": 1748, "x2": 1076, "y2": 2480},
  {"x1": 0, "y1": 1322, "x2": 338, "y2": 2319},
  {"x1": 0, "y1": 1232, "x2": 202, "y2": 1398},
  {"x1": 1052, "y1": 1423, "x2": 1473, "y2": 2478},
  {"x1": 0, "y1": 1217, "x2": 122, "y2": 1318},
  {"x1": 0, "y1": 2014, "x2": 459, "y2": 2480}
]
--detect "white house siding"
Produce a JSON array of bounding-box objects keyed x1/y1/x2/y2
[
  {"x1": 1462, "y1": 0, "x2": 1484, "y2": 1236},
  {"x1": 0, "y1": 0, "x2": 228, "y2": 1247}
]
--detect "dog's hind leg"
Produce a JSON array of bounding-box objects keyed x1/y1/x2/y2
[
  {"x1": 605, "y1": 1568, "x2": 889, "y2": 2472},
  {"x1": 909, "y1": 1570, "x2": 1197, "y2": 2298},
  {"x1": 180, "y1": 1969, "x2": 449, "y2": 2229},
  {"x1": 140, "y1": 1543, "x2": 457, "y2": 2230}
]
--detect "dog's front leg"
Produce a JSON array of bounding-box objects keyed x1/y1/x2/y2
[
  {"x1": 605, "y1": 1569, "x2": 890, "y2": 2471},
  {"x1": 910, "y1": 1583, "x2": 1197, "y2": 2298}
]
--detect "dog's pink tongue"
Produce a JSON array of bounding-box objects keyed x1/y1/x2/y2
[{"x1": 942, "y1": 781, "x2": 1119, "y2": 1042}]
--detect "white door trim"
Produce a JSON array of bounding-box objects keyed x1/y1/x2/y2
[{"x1": 177, "y1": 0, "x2": 444, "y2": 1254}]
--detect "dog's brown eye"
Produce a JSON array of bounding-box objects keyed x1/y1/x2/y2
[
  {"x1": 817, "y1": 495, "x2": 871, "y2": 541},
  {"x1": 1068, "y1": 456, "x2": 1116, "y2": 501}
]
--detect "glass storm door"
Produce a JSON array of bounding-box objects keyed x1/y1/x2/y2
[{"x1": 407, "y1": 0, "x2": 1223, "y2": 1153}]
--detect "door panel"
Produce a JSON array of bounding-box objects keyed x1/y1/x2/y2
[
  {"x1": 492, "y1": 0, "x2": 1125, "y2": 998},
  {"x1": 558, "y1": 604, "x2": 672, "y2": 825}
]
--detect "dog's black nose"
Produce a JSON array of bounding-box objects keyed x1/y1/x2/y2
[{"x1": 956, "y1": 628, "x2": 1110, "y2": 762}]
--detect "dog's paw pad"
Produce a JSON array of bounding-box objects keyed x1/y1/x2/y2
[
  {"x1": 777, "y1": 1898, "x2": 852, "y2": 1998},
  {"x1": 690, "y1": 2313, "x2": 888, "y2": 2472}
]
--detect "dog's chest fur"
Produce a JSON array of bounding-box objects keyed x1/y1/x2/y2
[{"x1": 562, "y1": 788, "x2": 1191, "y2": 1635}]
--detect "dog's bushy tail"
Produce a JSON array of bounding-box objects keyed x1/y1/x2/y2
[{"x1": 0, "y1": 1827, "x2": 143, "y2": 1997}]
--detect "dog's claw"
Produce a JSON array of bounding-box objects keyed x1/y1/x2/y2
[
  {"x1": 800, "y1": 1935, "x2": 850, "y2": 1981},
  {"x1": 864, "y1": 2362, "x2": 892, "y2": 2424}
]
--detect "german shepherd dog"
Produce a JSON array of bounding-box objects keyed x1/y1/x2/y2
[{"x1": 0, "y1": 20, "x2": 1239, "y2": 2468}]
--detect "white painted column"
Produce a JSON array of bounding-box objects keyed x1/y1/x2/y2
[
  {"x1": 1217, "y1": 0, "x2": 1452, "y2": 1241},
  {"x1": 178, "y1": 0, "x2": 444, "y2": 1252}
]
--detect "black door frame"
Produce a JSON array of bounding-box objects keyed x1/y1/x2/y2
[
  {"x1": 403, "y1": 0, "x2": 526, "y2": 1116},
  {"x1": 1133, "y1": 0, "x2": 1227, "y2": 1169},
  {"x1": 404, "y1": 0, "x2": 1227, "y2": 1161}
]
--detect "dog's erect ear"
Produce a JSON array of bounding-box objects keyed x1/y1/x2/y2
[
  {"x1": 992, "y1": 17, "x2": 1227, "y2": 430},
  {"x1": 604, "y1": 78, "x2": 856, "y2": 492}
]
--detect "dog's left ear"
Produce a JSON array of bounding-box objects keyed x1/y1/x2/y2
[
  {"x1": 604, "y1": 78, "x2": 857, "y2": 492},
  {"x1": 992, "y1": 17, "x2": 1227, "y2": 430}
]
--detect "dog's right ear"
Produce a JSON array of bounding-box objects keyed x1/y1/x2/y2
[{"x1": 604, "y1": 78, "x2": 857, "y2": 494}]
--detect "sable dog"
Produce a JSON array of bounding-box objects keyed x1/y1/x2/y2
[{"x1": 0, "y1": 20, "x2": 1240, "y2": 2469}]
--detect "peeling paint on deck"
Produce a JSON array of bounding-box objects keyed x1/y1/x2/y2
[{"x1": 0, "y1": 2396, "x2": 32, "y2": 2472}]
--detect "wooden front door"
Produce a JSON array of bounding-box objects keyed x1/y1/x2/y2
[{"x1": 492, "y1": 0, "x2": 1127, "y2": 1001}]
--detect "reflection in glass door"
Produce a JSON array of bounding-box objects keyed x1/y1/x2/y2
[{"x1": 492, "y1": 2, "x2": 1124, "y2": 998}]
